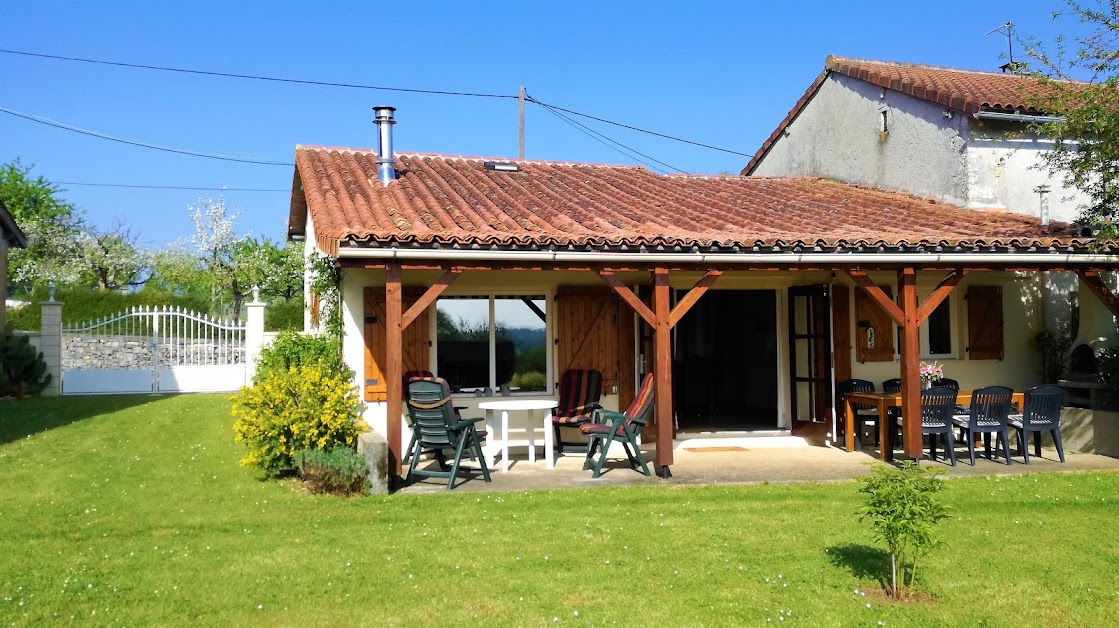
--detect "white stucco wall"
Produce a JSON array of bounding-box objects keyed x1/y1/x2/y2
[
  {"x1": 751, "y1": 74, "x2": 970, "y2": 204},
  {"x1": 752, "y1": 75, "x2": 1093, "y2": 226},
  {"x1": 302, "y1": 212, "x2": 318, "y2": 332},
  {"x1": 964, "y1": 126, "x2": 1092, "y2": 224}
]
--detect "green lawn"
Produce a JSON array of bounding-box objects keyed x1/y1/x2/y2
[{"x1": 1, "y1": 395, "x2": 1117, "y2": 626}]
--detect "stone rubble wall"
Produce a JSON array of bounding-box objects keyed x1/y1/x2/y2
[{"x1": 62, "y1": 334, "x2": 246, "y2": 370}]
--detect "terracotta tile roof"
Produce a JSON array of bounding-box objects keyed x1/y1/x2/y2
[
  {"x1": 741, "y1": 55, "x2": 1086, "y2": 175},
  {"x1": 290, "y1": 147, "x2": 1082, "y2": 257}
]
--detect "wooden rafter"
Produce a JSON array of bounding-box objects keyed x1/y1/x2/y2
[
  {"x1": 598, "y1": 270, "x2": 656, "y2": 326},
  {"x1": 846, "y1": 270, "x2": 905, "y2": 326},
  {"x1": 916, "y1": 269, "x2": 966, "y2": 324},
  {"x1": 401, "y1": 268, "x2": 460, "y2": 330},
  {"x1": 669, "y1": 271, "x2": 723, "y2": 328},
  {"x1": 1077, "y1": 270, "x2": 1119, "y2": 319}
]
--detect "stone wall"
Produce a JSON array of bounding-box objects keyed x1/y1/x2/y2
[{"x1": 62, "y1": 335, "x2": 246, "y2": 369}]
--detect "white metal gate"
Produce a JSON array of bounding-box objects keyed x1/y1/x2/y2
[{"x1": 62, "y1": 306, "x2": 247, "y2": 394}]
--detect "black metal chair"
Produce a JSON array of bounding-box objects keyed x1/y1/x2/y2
[
  {"x1": 891, "y1": 386, "x2": 958, "y2": 465},
  {"x1": 882, "y1": 378, "x2": 902, "y2": 394},
  {"x1": 837, "y1": 378, "x2": 878, "y2": 447},
  {"x1": 405, "y1": 376, "x2": 490, "y2": 489},
  {"x1": 931, "y1": 378, "x2": 960, "y2": 390},
  {"x1": 1010, "y1": 384, "x2": 1066, "y2": 464},
  {"x1": 953, "y1": 386, "x2": 1014, "y2": 465},
  {"x1": 551, "y1": 369, "x2": 604, "y2": 455}
]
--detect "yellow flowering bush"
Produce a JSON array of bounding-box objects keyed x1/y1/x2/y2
[{"x1": 231, "y1": 362, "x2": 367, "y2": 477}]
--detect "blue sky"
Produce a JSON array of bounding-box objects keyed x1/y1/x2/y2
[{"x1": 0, "y1": 0, "x2": 1087, "y2": 248}]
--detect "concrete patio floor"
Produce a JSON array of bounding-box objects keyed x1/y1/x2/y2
[{"x1": 396, "y1": 436, "x2": 1119, "y2": 494}]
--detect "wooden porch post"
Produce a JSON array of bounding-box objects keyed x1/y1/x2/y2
[
  {"x1": 652, "y1": 267, "x2": 674, "y2": 476},
  {"x1": 599, "y1": 268, "x2": 719, "y2": 478},
  {"x1": 385, "y1": 262, "x2": 404, "y2": 478},
  {"x1": 897, "y1": 267, "x2": 923, "y2": 460}
]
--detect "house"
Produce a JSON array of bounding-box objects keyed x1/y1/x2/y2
[
  {"x1": 743, "y1": 56, "x2": 1092, "y2": 225},
  {"x1": 743, "y1": 56, "x2": 1118, "y2": 363},
  {"x1": 0, "y1": 199, "x2": 29, "y2": 330},
  {"x1": 287, "y1": 107, "x2": 1119, "y2": 480}
]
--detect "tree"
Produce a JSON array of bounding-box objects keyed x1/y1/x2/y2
[
  {"x1": 263, "y1": 240, "x2": 304, "y2": 302},
  {"x1": 149, "y1": 246, "x2": 212, "y2": 299},
  {"x1": 1023, "y1": 1, "x2": 1119, "y2": 237},
  {"x1": 0, "y1": 160, "x2": 81, "y2": 288},
  {"x1": 180, "y1": 197, "x2": 304, "y2": 320},
  {"x1": 76, "y1": 221, "x2": 151, "y2": 291},
  {"x1": 858, "y1": 462, "x2": 949, "y2": 599}
]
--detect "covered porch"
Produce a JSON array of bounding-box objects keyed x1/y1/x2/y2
[{"x1": 346, "y1": 258, "x2": 1119, "y2": 485}]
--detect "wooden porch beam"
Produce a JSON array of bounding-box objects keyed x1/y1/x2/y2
[
  {"x1": 1077, "y1": 270, "x2": 1119, "y2": 319},
  {"x1": 599, "y1": 270, "x2": 656, "y2": 326},
  {"x1": 846, "y1": 270, "x2": 905, "y2": 326},
  {"x1": 385, "y1": 262, "x2": 404, "y2": 478},
  {"x1": 668, "y1": 270, "x2": 723, "y2": 328},
  {"x1": 916, "y1": 269, "x2": 966, "y2": 325},
  {"x1": 401, "y1": 268, "x2": 460, "y2": 330},
  {"x1": 897, "y1": 267, "x2": 923, "y2": 460},
  {"x1": 652, "y1": 267, "x2": 674, "y2": 475}
]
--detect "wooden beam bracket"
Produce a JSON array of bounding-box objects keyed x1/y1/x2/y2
[
  {"x1": 401, "y1": 268, "x2": 461, "y2": 329},
  {"x1": 846, "y1": 270, "x2": 905, "y2": 326},
  {"x1": 599, "y1": 270, "x2": 656, "y2": 326},
  {"x1": 669, "y1": 270, "x2": 723, "y2": 328}
]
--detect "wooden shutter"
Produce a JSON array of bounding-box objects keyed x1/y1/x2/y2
[
  {"x1": 855, "y1": 285, "x2": 895, "y2": 362},
  {"x1": 555, "y1": 287, "x2": 621, "y2": 392},
  {"x1": 967, "y1": 285, "x2": 1004, "y2": 360},
  {"x1": 831, "y1": 284, "x2": 852, "y2": 383},
  {"x1": 363, "y1": 287, "x2": 430, "y2": 402}
]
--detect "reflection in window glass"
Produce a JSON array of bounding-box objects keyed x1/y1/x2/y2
[
  {"x1": 496, "y1": 297, "x2": 547, "y2": 392},
  {"x1": 437, "y1": 298, "x2": 490, "y2": 392},
  {"x1": 436, "y1": 295, "x2": 548, "y2": 393}
]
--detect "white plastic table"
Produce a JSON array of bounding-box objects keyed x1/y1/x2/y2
[{"x1": 478, "y1": 399, "x2": 560, "y2": 472}]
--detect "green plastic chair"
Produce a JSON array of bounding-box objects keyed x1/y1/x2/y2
[
  {"x1": 580, "y1": 374, "x2": 655, "y2": 478},
  {"x1": 405, "y1": 377, "x2": 491, "y2": 489}
]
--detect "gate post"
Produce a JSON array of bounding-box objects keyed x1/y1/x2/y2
[
  {"x1": 245, "y1": 288, "x2": 265, "y2": 382},
  {"x1": 39, "y1": 293, "x2": 62, "y2": 396}
]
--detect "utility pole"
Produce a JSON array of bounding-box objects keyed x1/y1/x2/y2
[{"x1": 518, "y1": 86, "x2": 525, "y2": 160}]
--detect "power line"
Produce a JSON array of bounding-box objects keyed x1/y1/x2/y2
[
  {"x1": 526, "y1": 95, "x2": 754, "y2": 157},
  {"x1": 534, "y1": 99, "x2": 681, "y2": 174},
  {"x1": 0, "y1": 107, "x2": 293, "y2": 166},
  {"x1": 0, "y1": 48, "x2": 517, "y2": 100},
  {"x1": 56, "y1": 181, "x2": 287, "y2": 192},
  {"x1": 0, "y1": 48, "x2": 754, "y2": 158}
]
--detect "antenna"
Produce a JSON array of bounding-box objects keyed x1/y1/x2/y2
[{"x1": 987, "y1": 21, "x2": 1015, "y2": 72}]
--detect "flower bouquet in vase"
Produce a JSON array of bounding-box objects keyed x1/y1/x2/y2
[{"x1": 919, "y1": 361, "x2": 944, "y2": 390}]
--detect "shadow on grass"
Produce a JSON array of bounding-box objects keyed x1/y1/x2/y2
[
  {"x1": 0, "y1": 394, "x2": 160, "y2": 446},
  {"x1": 826, "y1": 543, "x2": 890, "y2": 586}
]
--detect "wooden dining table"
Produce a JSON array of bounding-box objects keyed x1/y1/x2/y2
[{"x1": 843, "y1": 390, "x2": 1025, "y2": 461}]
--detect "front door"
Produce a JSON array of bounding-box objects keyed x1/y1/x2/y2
[{"x1": 788, "y1": 285, "x2": 832, "y2": 430}]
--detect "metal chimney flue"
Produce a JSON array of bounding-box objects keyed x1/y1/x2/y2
[{"x1": 373, "y1": 106, "x2": 396, "y2": 185}]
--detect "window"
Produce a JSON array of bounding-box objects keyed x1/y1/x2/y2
[
  {"x1": 922, "y1": 297, "x2": 955, "y2": 358},
  {"x1": 436, "y1": 295, "x2": 548, "y2": 394}
]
